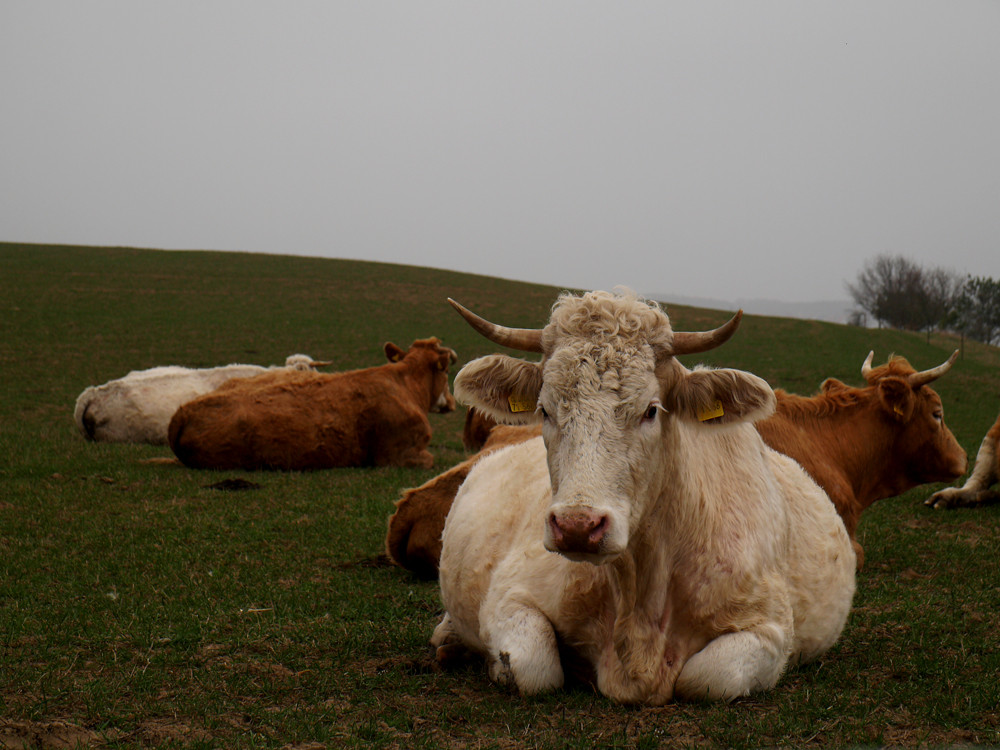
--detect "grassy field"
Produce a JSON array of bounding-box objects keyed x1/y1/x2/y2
[{"x1": 1, "y1": 242, "x2": 999, "y2": 748}]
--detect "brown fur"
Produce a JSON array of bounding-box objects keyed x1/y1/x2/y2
[
  {"x1": 462, "y1": 407, "x2": 498, "y2": 451},
  {"x1": 169, "y1": 338, "x2": 456, "y2": 471},
  {"x1": 386, "y1": 354, "x2": 964, "y2": 573},
  {"x1": 756, "y1": 355, "x2": 966, "y2": 566}
]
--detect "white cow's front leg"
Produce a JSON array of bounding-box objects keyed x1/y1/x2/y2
[
  {"x1": 674, "y1": 623, "x2": 789, "y2": 702},
  {"x1": 481, "y1": 599, "x2": 564, "y2": 694},
  {"x1": 927, "y1": 430, "x2": 998, "y2": 509}
]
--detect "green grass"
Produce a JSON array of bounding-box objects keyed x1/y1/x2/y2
[{"x1": 2, "y1": 242, "x2": 999, "y2": 748}]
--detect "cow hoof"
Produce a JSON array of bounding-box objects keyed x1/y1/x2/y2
[
  {"x1": 925, "y1": 488, "x2": 966, "y2": 509},
  {"x1": 434, "y1": 641, "x2": 471, "y2": 668}
]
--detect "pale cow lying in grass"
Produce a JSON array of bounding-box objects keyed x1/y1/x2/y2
[
  {"x1": 432, "y1": 290, "x2": 855, "y2": 703},
  {"x1": 926, "y1": 411, "x2": 1000, "y2": 508},
  {"x1": 74, "y1": 354, "x2": 331, "y2": 444}
]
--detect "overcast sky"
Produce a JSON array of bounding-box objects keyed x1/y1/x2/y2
[{"x1": 3, "y1": 2, "x2": 999, "y2": 304}]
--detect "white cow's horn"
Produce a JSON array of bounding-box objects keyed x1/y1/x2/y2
[
  {"x1": 908, "y1": 350, "x2": 959, "y2": 388},
  {"x1": 861, "y1": 351, "x2": 875, "y2": 381},
  {"x1": 448, "y1": 298, "x2": 545, "y2": 353},
  {"x1": 671, "y1": 310, "x2": 743, "y2": 356}
]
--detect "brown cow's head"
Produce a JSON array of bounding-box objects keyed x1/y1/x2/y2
[
  {"x1": 823, "y1": 351, "x2": 967, "y2": 488},
  {"x1": 385, "y1": 338, "x2": 458, "y2": 413}
]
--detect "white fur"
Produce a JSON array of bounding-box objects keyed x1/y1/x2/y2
[
  {"x1": 435, "y1": 290, "x2": 855, "y2": 704},
  {"x1": 437, "y1": 429, "x2": 854, "y2": 704},
  {"x1": 73, "y1": 354, "x2": 323, "y2": 444},
  {"x1": 927, "y1": 419, "x2": 999, "y2": 508}
]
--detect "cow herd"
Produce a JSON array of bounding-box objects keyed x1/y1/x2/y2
[
  {"x1": 73, "y1": 288, "x2": 999, "y2": 705},
  {"x1": 74, "y1": 340, "x2": 456, "y2": 469}
]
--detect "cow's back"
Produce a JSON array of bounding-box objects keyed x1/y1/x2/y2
[
  {"x1": 169, "y1": 368, "x2": 433, "y2": 470},
  {"x1": 170, "y1": 371, "x2": 358, "y2": 470},
  {"x1": 75, "y1": 364, "x2": 270, "y2": 444}
]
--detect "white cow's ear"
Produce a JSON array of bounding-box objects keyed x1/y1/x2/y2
[
  {"x1": 670, "y1": 367, "x2": 776, "y2": 426},
  {"x1": 454, "y1": 354, "x2": 543, "y2": 425}
]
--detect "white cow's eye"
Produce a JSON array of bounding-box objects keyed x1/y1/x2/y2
[
  {"x1": 538, "y1": 405, "x2": 549, "y2": 419},
  {"x1": 642, "y1": 401, "x2": 661, "y2": 422}
]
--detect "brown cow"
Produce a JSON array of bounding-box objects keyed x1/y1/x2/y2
[
  {"x1": 757, "y1": 350, "x2": 966, "y2": 566},
  {"x1": 925, "y1": 412, "x2": 1000, "y2": 508},
  {"x1": 386, "y1": 424, "x2": 539, "y2": 578},
  {"x1": 169, "y1": 338, "x2": 457, "y2": 470},
  {"x1": 386, "y1": 349, "x2": 965, "y2": 572}
]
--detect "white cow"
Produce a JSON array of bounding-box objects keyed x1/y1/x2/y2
[
  {"x1": 926, "y1": 411, "x2": 1000, "y2": 508},
  {"x1": 432, "y1": 290, "x2": 855, "y2": 704},
  {"x1": 73, "y1": 354, "x2": 331, "y2": 444}
]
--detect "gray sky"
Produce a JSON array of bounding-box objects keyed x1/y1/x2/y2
[{"x1": 3, "y1": 2, "x2": 999, "y2": 304}]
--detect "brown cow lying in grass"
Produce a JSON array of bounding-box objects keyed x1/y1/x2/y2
[
  {"x1": 169, "y1": 337, "x2": 457, "y2": 470},
  {"x1": 386, "y1": 350, "x2": 965, "y2": 574},
  {"x1": 386, "y1": 424, "x2": 537, "y2": 578},
  {"x1": 926, "y1": 411, "x2": 1000, "y2": 508}
]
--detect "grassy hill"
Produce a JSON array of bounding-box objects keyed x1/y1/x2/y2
[{"x1": 1, "y1": 242, "x2": 998, "y2": 748}]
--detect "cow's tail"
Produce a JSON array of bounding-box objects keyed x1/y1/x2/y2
[
  {"x1": 385, "y1": 489, "x2": 420, "y2": 570},
  {"x1": 385, "y1": 486, "x2": 441, "y2": 580},
  {"x1": 167, "y1": 407, "x2": 194, "y2": 467}
]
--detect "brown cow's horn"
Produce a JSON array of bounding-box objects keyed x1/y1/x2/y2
[
  {"x1": 908, "y1": 350, "x2": 959, "y2": 388},
  {"x1": 448, "y1": 298, "x2": 544, "y2": 353},
  {"x1": 861, "y1": 351, "x2": 875, "y2": 380},
  {"x1": 671, "y1": 310, "x2": 743, "y2": 356}
]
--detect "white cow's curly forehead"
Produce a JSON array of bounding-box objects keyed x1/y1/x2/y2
[
  {"x1": 542, "y1": 341, "x2": 659, "y2": 412},
  {"x1": 538, "y1": 290, "x2": 673, "y2": 416},
  {"x1": 541, "y1": 289, "x2": 674, "y2": 355}
]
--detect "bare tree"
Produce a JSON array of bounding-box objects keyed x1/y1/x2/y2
[
  {"x1": 847, "y1": 255, "x2": 962, "y2": 337},
  {"x1": 916, "y1": 267, "x2": 962, "y2": 341},
  {"x1": 954, "y1": 275, "x2": 1000, "y2": 346},
  {"x1": 846, "y1": 255, "x2": 925, "y2": 329}
]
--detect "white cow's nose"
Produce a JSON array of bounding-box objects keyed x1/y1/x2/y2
[{"x1": 548, "y1": 509, "x2": 609, "y2": 555}]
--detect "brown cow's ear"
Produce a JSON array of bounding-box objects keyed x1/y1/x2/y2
[
  {"x1": 821, "y1": 377, "x2": 849, "y2": 394},
  {"x1": 877, "y1": 377, "x2": 914, "y2": 422},
  {"x1": 384, "y1": 342, "x2": 406, "y2": 363},
  {"x1": 669, "y1": 366, "x2": 776, "y2": 426},
  {"x1": 454, "y1": 354, "x2": 543, "y2": 425}
]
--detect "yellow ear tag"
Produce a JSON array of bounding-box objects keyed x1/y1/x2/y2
[
  {"x1": 508, "y1": 395, "x2": 537, "y2": 414},
  {"x1": 390, "y1": 353, "x2": 401, "y2": 362},
  {"x1": 698, "y1": 400, "x2": 725, "y2": 422}
]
